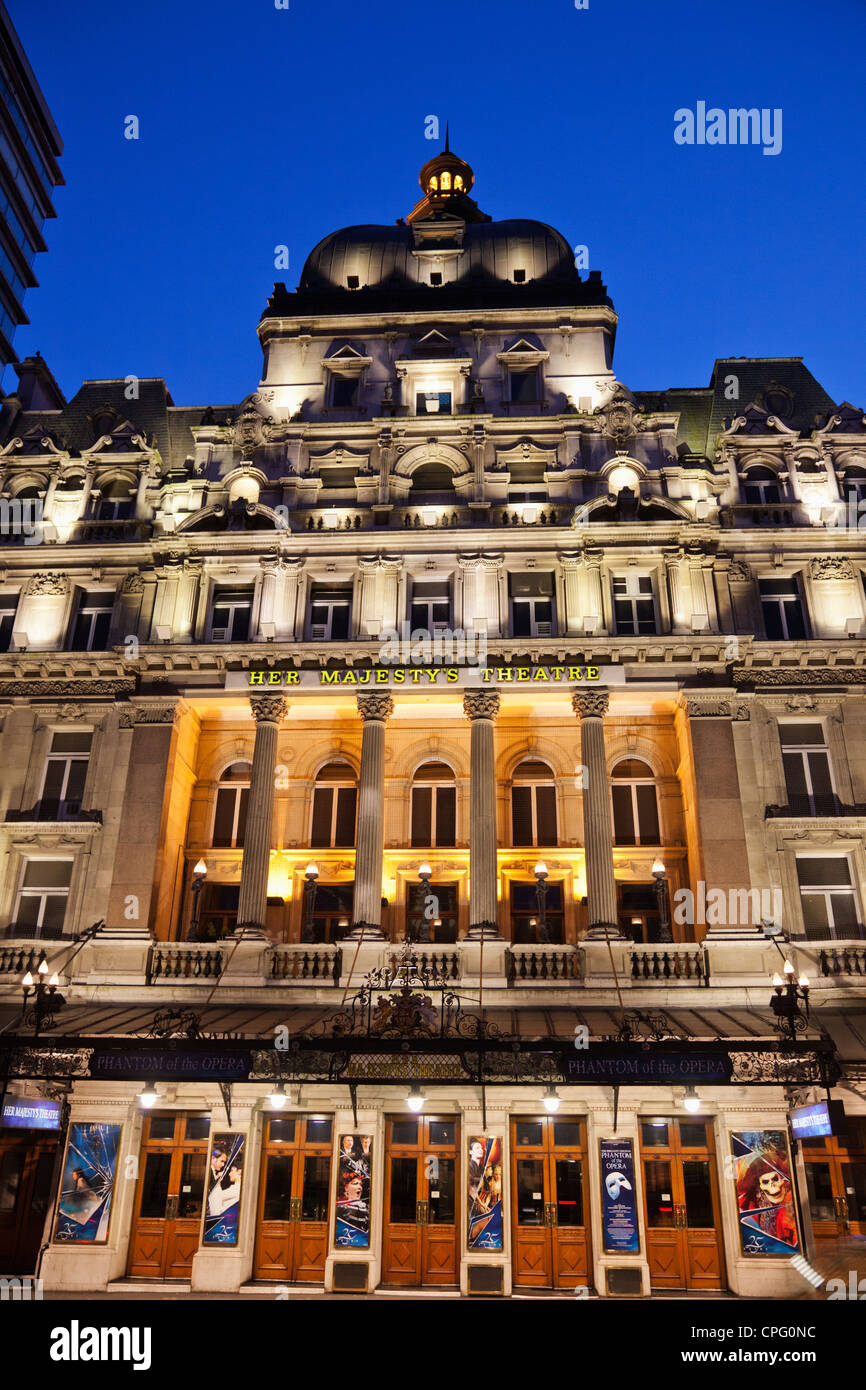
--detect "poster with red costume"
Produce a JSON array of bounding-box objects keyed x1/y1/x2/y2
[{"x1": 731, "y1": 1130, "x2": 800, "y2": 1256}]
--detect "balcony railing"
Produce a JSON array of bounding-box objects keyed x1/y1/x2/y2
[
  {"x1": 0, "y1": 941, "x2": 45, "y2": 975},
  {"x1": 147, "y1": 942, "x2": 225, "y2": 982},
  {"x1": 765, "y1": 795, "x2": 866, "y2": 819},
  {"x1": 817, "y1": 945, "x2": 866, "y2": 977},
  {"x1": 5, "y1": 799, "x2": 102, "y2": 824},
  {"x1": 630, "y1": 946, "x2": 709, "y2": 985},
  {"x1": 269, "y1": 944, "x2": 342, "y2": 984},
  {"x1": 507, "y1": 945, "x2": 581, "y2": 985}
]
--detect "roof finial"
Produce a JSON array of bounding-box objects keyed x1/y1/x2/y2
[{"x1": 445, "y1": 120, "x2": 450, "y2": 154}]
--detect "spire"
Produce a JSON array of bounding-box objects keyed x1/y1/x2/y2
[{"x1": 445, "y1": 120, "x2": 450, "y2": 154}]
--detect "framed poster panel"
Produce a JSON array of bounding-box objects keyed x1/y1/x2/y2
[
  {"x1": 467, "y1": 1135, "x2": 503, "y2": 1251},
  {"x1": 53, "y1": 1122, "x2": 122, "y2": 1244},
  {"x1": 731, "y1": 1129, "x2": 800, "y2": 1256},
  {"x1": 335, "y1": 1134, "x2": 372, "y2": 1248},
  {"x1": 203, "y1": 1132, "x2": 245, "y2": 1246},
  {"x1": 599, "y1": 1136, "x2": 640, "y2": 1254}
]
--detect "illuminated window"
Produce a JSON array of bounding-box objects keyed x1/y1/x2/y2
[
  {"x1": 429, "y1": 175, "x2": 438, "y2": 192},
  {"x1": 511, "y1": 880, "x2": 564, "y2": 944},
  {"x1": 510, "y1": 572, "x2": 555, "y2": 637},
  {"x1": 453, "y1": 174, "x2": 463, "y2": 191},
  {"x1": 70, "y1": 591, "x2": 113, "y2": 650},
  {"x1": 511, "y1": 760, "x2": 557, "y2": 847},
  {"x1": 411, "y1": 762, "x2": 456, "y2": 847},
  {"x1": 212, "y1": 762, "x2": 251, "y2": 847},
  {"x1": 796, "y1": 857, "x2": 860, "y2": 940},
  {"x1": 13, "y1": 858, "x2": 72, "y2": 937},
  {"x1": 308, "y1": 584, "x2": 352, "y2": 640},
  {"x1": 211, "y1": 587, "x2": 253, "y2": 642},
  {"x1": 40, "y1": 731, "x2": 92, "y2": 820},
  {"x1": 611, "y1": 760, "x2": 660, "y2": 845},
  {"x1": 780, "y1": 723, "x2": 836, "y2": 816},
  {"x1": 410, "y1": 579, "x2": 451, "y2": 631},
  {"x1": 612, "y1": 574, "x2": 656, "y2": 635},
  {"x1": 759, "y1": 577, "x2": 806, "y2": 640},
  {"x1": 440, "y1": 170, "x2": 451, "y2": 191},
  {"x1": 311, "y1": 762, "x2": 357, "y2": 848},
  {"x1": 95, "y1": 479, "x2": 134, "y2": 521}
]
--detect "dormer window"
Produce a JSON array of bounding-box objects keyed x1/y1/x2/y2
[
  {"x1": 510, "y1": 369, "x2": 538, "y2": 403},
  {"x1": 331, "y1": 377, "x2": 358, "y2": 408},
  {"x1": 440, "y1": 171, "x2": 451, "y2": 192}
]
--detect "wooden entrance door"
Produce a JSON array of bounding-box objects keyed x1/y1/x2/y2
[
  {"x1": 511, "y1": 1115, "x2": 591, "y2": 1288},
  {"x1": 382, "y1": 1115, "x2": 459, "y2": 1286},
  {"x1": 803, "y1": 1116, "x2": 866, "y2": 1242},
  {"x1": 0, "y1": 1133, "x2": 58, "y2": 1274},
  {"x1": 640, "y1": 1116, "x2": 726, "y2": 1290},
  {"x1": 128, "y1": 1113, "x2": 211, "y2": 1279},
  {"x1": 254, "y1": 1114, "x2": 332, "y2": 1283}
]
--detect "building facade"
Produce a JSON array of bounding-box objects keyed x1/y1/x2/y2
[
  {"x1": 0, "y1": 146, "x2": 864, "y2": 1299},
  {"x1": 0, "y1": 1, "x2": 62, "y2": 378}
]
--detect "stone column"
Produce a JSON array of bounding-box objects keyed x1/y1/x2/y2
[
  {"x1": 236, "y1": 694, "x2": 288, "y2": 937},
  {"x1": 572, "y1": 689, "x2": 624, "y2": 940},
  {"x1": 463, "y1": 690, "x2": 502, "y2": 939},
  {"x1": 348, "y1": 692, "x2": 394, "y2": 940}
]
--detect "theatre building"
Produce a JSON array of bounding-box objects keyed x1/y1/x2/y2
[{"x1": 0, "y1": 145, "x2": 865, "y2": 1299}]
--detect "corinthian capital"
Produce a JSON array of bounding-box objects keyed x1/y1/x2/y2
[
  {"x1": 250, "y1": 694, "x2": 289, "y2": 724},
  {"x1": 571, "y1": 689, "x2": 609, "y2": 720},
  {"x1": 357, "y1": 692, "x2": 394, "y2": 722},
  {"x1": 463, "y1": 690, "x2": 501, "y2": 721}
]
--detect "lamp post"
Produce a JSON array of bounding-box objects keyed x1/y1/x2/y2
[
  {"x1": 534, "y1": 861, "x2": 549, "y2": 943},
  {"x1": 770, "y1": 959, "x2": 810, "y2": 1042},
  {"x1": 21, "y1": 953, "x2": 64, "y2": 1036},
  {"x1": 189, "y1": 858, "x2": 207, "y2": 940},
  {"x1": 651, "y1": 859, "x2": 672, "y2": 944},
  {"x1": 302, "y1": 862, "x2": 319, "y2": 944},
  {"x1": 417, "y1": 862, "x2": 433, "y2": 943}
]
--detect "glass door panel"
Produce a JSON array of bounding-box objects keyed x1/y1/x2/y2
[
  {"x1": 841, "y1": 1163, "x2": 866, "y2": 1224},
  {"x1": 554, "y1": 1159, "x2": 584, "y2": 1226},
  {"x1": 428, "y1": 1158, "x2": 455, "y2": 1224},
  {"x1": 682, "y1": 1160, "x2": 714, "y2": 1227},
  {"x1": 516, "y1": 1159, "x2": 545, "y2": 1225},
  {"x1": 139, "y1": 1152, "x2": 171, "y2": 1219},
  {"x1": 805, "y1": 1163, "x2": 836, "y2": 1222},
  {"x1": 301, "y1": 1156, "x2": 330, "y2": 1222},
  {"x1": 178, "y1": 1152, "x2": 207, "y2": 1219},
  {"x1": 0, "y1": 1150, "x2": 24, "y2": 1213},
  {"x1": 644, "y1": 1159, "x2": 675, "y2": 1227},
  {"x1": 263, "y1": 1154, "x2": 293, "y2": 1221},
  {"x1": 389, "y1": 1157, "x2": 418, "y2": 1223}
]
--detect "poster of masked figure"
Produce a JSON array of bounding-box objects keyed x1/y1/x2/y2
[
  {"x1": 467, "y1": 1136, "x2": 503, "y2": 1250},
  {"x1": 731, "y1": 1130, "x2": 800, "y2": 1256},
  {"x1": 54, "y1": 1122, "x2": 122, "y2": 1243},
  {"x1": 203, "y1": 1132, "x2": 245, "y2": 1246},
  {"x1": 335, "y1": 1134, "x2": 373, "y2": 1247}
]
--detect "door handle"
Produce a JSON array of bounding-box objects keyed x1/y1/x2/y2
[
  {"x1": 165, "y1": 1193, "x2": 179, "y2": 1221},
  {"x1": 835, "y1": 1195, "x2": 849, "y2": 1223},
  {"x1": 544, "y1": 1203, "x2": 557, "y2": 1227},
  {"x1": 290, "y1": 1197, "x2": 302, "y2": 1221},
  {"x1": 416, "y1": 1200, "x2": 428, "y2": 1225},
  {"x1": 675, "y1": 1204, "x2": 687, "y2": 1229}
]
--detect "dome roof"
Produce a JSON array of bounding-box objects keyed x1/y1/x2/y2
[{"x1": 299, "y1": 219, "x2": 580, "y2": 293}]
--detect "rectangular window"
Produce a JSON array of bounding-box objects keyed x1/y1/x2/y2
[
  {"x1": 781, "y1": 723, "x2": 836, "y2": 815},
  {"x1": 760, "y1": 578, "x2": 806, "y2": 641},
  {"x1": 410, "y1": 580, "x2": 451, "y2": 632},
  {"x1": 612, "y1": 575, "x2": 657, "y2": 635},
  {"x1": 310, "y1": 785, "x2": 357, "y2": 847},
  {"x1": 70, "y1": 591, "x2": 113, "y2": 650},
  {"x1": 405, "y1": 881, "x2": 458, "y2": 943},
  {"x1": 211, "y1": 588, "x2": 253, "y2": 642},
  {"x1": 510, "y1": 881, "x2": 564, "y2": 944},
  {"x1": 308, "y1": 883, "x2": 354, "y2": 943},
  {"x1": 197, "y1": 883, "x2": 240, "y2": 941},
  {"x1": 40, "y1": 730, "x2": 92, "y2": 820},
  {"x1": 410, "y1": 783, "x2": 456, "y2": 847},
  {"x1": 308, "y1": 585, "x2": 351, "y2": 641},
  {"x1": 796, "y1": 857, "x2": 860, "y2": 940},
  {"x1": 511, "y1": 784, "x2": 557, "y2": 847},
  {"x1": 14, "y1": 858, "x2": 73, "y2": 936},
  {"x1": 416, "y1": 392, "x2": 451, "y2": 416},
  {"x1": 0, "y1": 593, "x2": 18, "y2": 651},
  {"x1": 212, "y1": 786, "x2": 249, "y2": 847},
  {"x1": 509, "y1": 572, "x2": 555, "y2": 637},
  {"x1": 331, "y1": 376, "x2": 358, "y2": 408},
  {"x1": 510, "y1": 369, "x2": 538, "y2": 403}
]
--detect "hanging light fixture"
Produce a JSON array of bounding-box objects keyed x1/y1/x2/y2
[
  {"x1": 407, "y1": 1085, "x2": 425, "y2": 1113},
  {"x1": 138, "y1": 1081, "x2": 159, "y2": 1109},
  {"x1": 682, "y1": 1085, "x2": 702, "y2": 1114},
  {"x1": 268, "y1": 1082, "x2": 288, "y2": 1111},
  {"x1": 543, "y1": 1086, "x2": 561, "y2": 1114}
]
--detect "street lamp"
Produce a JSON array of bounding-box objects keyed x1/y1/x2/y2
[
  {"x1": 543, "y1": 1086, "x2": 561, "y2": 1114},
  {"x1": 21, "y1": 953, "x2": 64, "y2": 1036},
  {"x1": 138, "y1": 1081, "x2": 159, "y2": 1109},
  {"x1": 302, "y1": 862, "x2": 319, "y2": 944},
  {"x1": 682, "y1": 1085, "x2": 702, "y2": 1114},
  {"x1": 534, "y1": 861, "x2": 550, "y2": 944},
  {"x1": 189, "y1": 858, "x2": 207, "y2": 940},
  {"x1": 651, "y1": 860, "x2": 672, "y2": 944},
  {"x1": 417, "y1": 863, "x2": 433, "y2": 943},
  {"x1": 268, "y1": 1082, "x2": 288, "y2": 1111},
  {"x1": 770, "y1": 959, "x2": 810, "y2": 1041},
  {"x1": 407, "y1": 1085, "x2": 425, "y2": 1113}
]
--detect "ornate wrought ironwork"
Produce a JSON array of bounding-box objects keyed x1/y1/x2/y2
[
  {"x1": 609, "y1": 1011, "x2": 677, "y2": 1044},
  {"x1": 6, "y1": 1047, "x2": 92, "y2": 1079},
  {"x1": 143, "y1": 1009, "x2": 205, "y2": 1039}
]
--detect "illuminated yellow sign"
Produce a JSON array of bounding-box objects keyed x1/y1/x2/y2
[{"x1": 240, "y1": 664, "x2": 608, "y2": 689}]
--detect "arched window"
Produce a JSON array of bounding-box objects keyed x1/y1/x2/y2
[
  {"x1": 511, "y1": 760, "x2": 557, "y2": 847},
  {"x1": 440, "y1": 170, "x2": 451, "y2": 191},
  {"x1": 212, "y1": 762, "x2": 251, "y2": 847},
  {"x1": 840, "y1": 467, "x2": 866, "y2": 506},
  {"x1": 411, "y1": 762, "x2": 456, "y2": 847},
  {"x1": 95, "y1": 479, "x2": 134, "y2": 521},
  {"x1": 743, "y1": 465, "x2": 781, "y2": 505},
  {"x1": 428, "y1": 174, "x2": 439, "y2": 192},
  {"x1": 311, "y1": 761, "x2": 357, "y2": 848},
  {"x1": 611, "y1": 759, "x2": 660, "y2": 845},
  {"x1": 453, "y1": 174, "x2": 464, "y2": 191}
]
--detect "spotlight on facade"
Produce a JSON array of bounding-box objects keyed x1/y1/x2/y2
[
  {"x1": 543, "y1": 1087, "x2": 560, "y2": 1114},
  {"x1": 407, "y1": 1085, "x2": 425, "y2": 1112},
  {"x1": 268, "y1": 1082, "x2": 288, "y2": 1111},
  {"x1": 138, "y1": 1081, "x2": 159, "y2": 1109},
  {"x1": 682, "y1": 1086, "x2": 702, "y2": 1114},
  {"x1": 305, "y1": 863, "x2": 319, "y2": 881},
  {"x1": 418, "y1": 862, "x2": 432, "y2": 884}
]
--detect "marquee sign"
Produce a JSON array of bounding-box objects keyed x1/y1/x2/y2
[{"x1": 227, "y1": 663, "x2": 626, "y2": 690}]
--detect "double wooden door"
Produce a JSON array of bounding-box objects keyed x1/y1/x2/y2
[
  {"x1": 640, "y1": 1117, "x2": 725, "y2": 1290},
  {"x1": 254, "y1": 1114, "x2": 332, "y2": 1283},
  {"x1": 382, "y1": 1115, "x2": 459, "y2": 1286},
  {"x1": 128, "y1": 1113, "x2": 211, "y2": 1279},
  {"x1": 511, "y1": 1116, "x2": 591, "y2": 1288},
  {"x1": 0, "y1": 1133, "x2": 58, "y2": 1274},
  {"x1": 803, "y1": 1118, "x2": 866, "y2": 1241}
]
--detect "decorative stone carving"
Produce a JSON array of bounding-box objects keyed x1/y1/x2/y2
[
  {"x1": 734, "y1": 668, "x2": 866, "y2": 688},
  {"x1": 356, "y1": 693, "x2": 394, "y2": 722},
  {"x1": 0, "y1": 679, "x2": 135, "y2": 697},
  {"x1": 726, "y1": 559, "x2": 752, "y2": 582},
  {"x1": 250, "y1": 694, "x2": 289, "y2": 724},
  {"x1": 810, "y1": 556, "x2": 855, "y2": 581},
  {"x1": 571, "y1": 690, "x2": 610, "y2": 720},
  {"x1": 121, "y1": 571, "x2": 145, "y2": 595},
  {"x1": 463, "y1": 691, "x2": 501, "y2": 721},
  {"x1": 56, "y1": 704, "x2": 85, "y2": 721},
  {"x1": 26, "y1": 572, "x2": 67, "y2": 596},
  {"x1": 684, "y1": 696, "x2": 733, "y2": 718}
]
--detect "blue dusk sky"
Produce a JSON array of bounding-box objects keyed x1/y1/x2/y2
[{"x1": 7, "y1": 0, "x2": 866, "y2": 409}]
